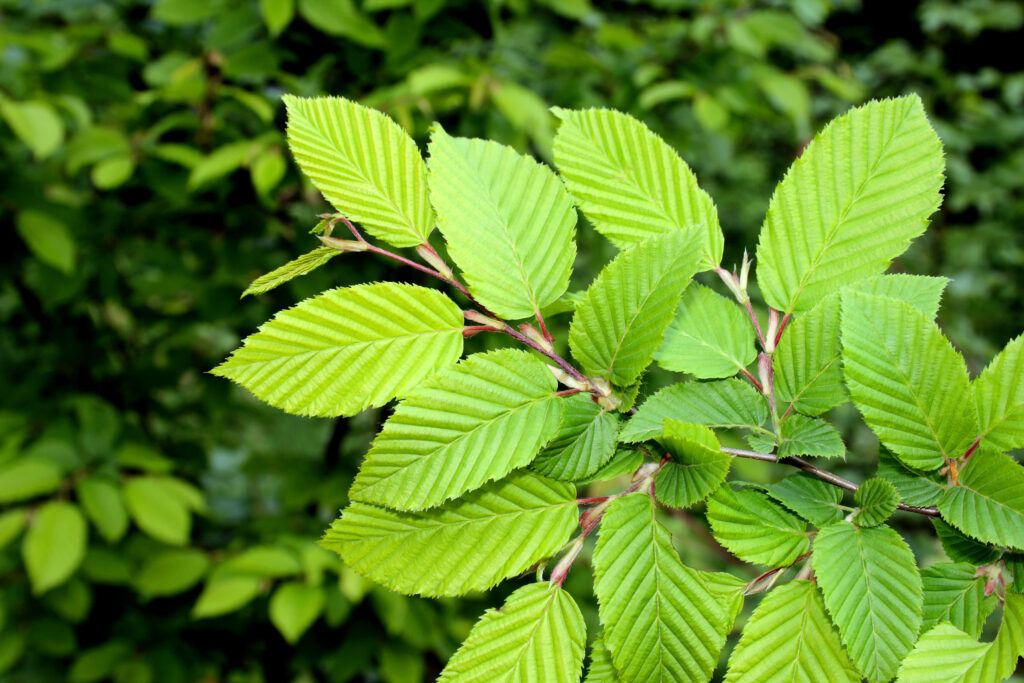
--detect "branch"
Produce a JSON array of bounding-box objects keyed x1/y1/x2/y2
[{"x1": 722, "y1": 447, "x2": 941, "y2": 518}]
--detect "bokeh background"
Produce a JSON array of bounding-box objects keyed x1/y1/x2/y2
[{"x1": 1, "y1": 0, "x2": 1022, "y2": 681}]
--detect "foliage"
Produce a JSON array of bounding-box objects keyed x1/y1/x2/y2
[{"x1": 2, "y1": 0, "x2": 1023, "y2": 681}]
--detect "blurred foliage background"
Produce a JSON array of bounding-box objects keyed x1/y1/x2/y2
[{"x1": 1, "y1": 0, "x2": 1022, "y2": 681}]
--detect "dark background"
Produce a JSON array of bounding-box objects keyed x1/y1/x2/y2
[{"x1": 1, "y1": 0, "x2": 1022, "y2": 681}]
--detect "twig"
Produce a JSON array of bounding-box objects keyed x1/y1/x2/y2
[{"x1": 722, "y1": 447, "x2": 941, "y2": 518}]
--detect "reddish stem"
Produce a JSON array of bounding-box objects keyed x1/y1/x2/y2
[{"x1": 740, "y1": 368, "x2": 764, "y2": 392}]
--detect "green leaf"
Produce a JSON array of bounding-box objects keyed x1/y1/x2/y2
[
  {"x1": 260, "y1": 0, "x2": 294, "y2": 35},
  {"x1": 854, "y1": 478, "x2": 901, "y2": 528},
  {"x1": 921, "y1": 563, "x2": 996, "y2": 639},
  {"x1": 270, "y1": 582, "x2": 325, "y2": 644},
  {"x1": 654, "y1": 420, "x2": 731, "y2": 509},
  {"x1": 841, "y1": 291, "x2": 977, "y2": 471},
  {"x1": 620, "y1": 379, "x2": 768, "y2": 443},
  {"x1": 16, "y1": 211, "x2": 76, "y2": 274},
  {"x1": 763, "y1": 473, "x2": 844, "y2": 526},
  {"x1": 135, "y1": 549, "x2": 209, "y2": 598},
  {"x1": 0, "y1": 98, "x2": 64, "y2": 159},
  {"x1": 772, "y1": 414, "x2": 845, "y2": 458},
  {"x1": 322, "y1": 472, "x2": 577, "y2": 597},
  {"x1": 23, "y1": 501, "x2": 87, "y2": 595},
  {"x1": 593, "y1": 494, "x2": 726, "y2": 682},
  {"x1": 812, "y1": 522, "x2": 923, "y2": 683},
  {"x1": 776, "y1": 275, "x2": 947, "y2": 417},
  {"x1": 896, "y1": 592, "x2": 1024, "y2": 683},
  {"x1": 0, "y1": 458, "x2": 62, "y2": 504},
  {"x1": 655, "y1": 284, "x2": 757, "y2": 379},
  {"x1": 878, "y1": 452, "x2": 946, "y2": 507},
  {"x1": 707, "y1": 487, "x2": 810, "y2": 566},
  {"x1": 755, "y1": 96, "x2": 944, "y2": 314},
  {"x1": 76, "y1": 478, "x2": 128, "y2": 543},
  {"x1": 283, "y1": 95, "x2": 430, "y2": 247},
  {"x1": 192, "y1": 575, "x2": 263, "y2": 618},
  {"x1": 932, "y1": 519, "x2": 1002, "y2": 565},
  {"x1": 579, "y1": 449, "x2": 644, "y2": 484},
  {"x1": 123, "y1": 476, "x2": 191, "y2": 546},
  {"x1": 0, "y1": 509, "x2": 27, "y2": 549},
  {"x1": 570, "y1": 232, "x2": 703, "y2": 386},
  {"x1": 350, "y1": 350, "x2": 563, "y2": 510},
  {"x1": 220, "y1": 546, "x2": 302, "y2": 578},
  {"x1": 584, "y1": 637, "x2": 618, "y2": 683},
  {"x1": 242, "y1": 247, "x2": 338, "y2": 297},
  {"x1": 531, "y1": 394, "x2": 619, "y2": 481},
  {"x1": 427, "y1": 127, "x2": 576, "y2": 319},
  {"x1": 296, "y1": 0, "x2": 386, "y2": 48},
  {"x1": 69, "y1": 641, "x2": 132, "y2": 683},
  {"x1": 938, "y1": 450, "x2": 1024, "y2": 551},
  {"x1": 213, "y1": 283, "x2": 464, "y2": 418},
  {"x1": 724, "y1": 580, "x2": 859, "y2": 683},
  {"x1": 188, "y1": 141, "x2": 257, "y2": 189},
  {"x1": 438, "y1": 583, "x2": 585, "y2": 682},
  {"x1": 974, "y1": 334, "x2": 1024, "y2": 451},
  {"x1": 552, "y1": 107, "x2": 722, "y2": 269}
]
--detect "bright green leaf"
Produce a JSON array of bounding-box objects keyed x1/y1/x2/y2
[
  {"x1": 270, "y1": 582, "x2": 324, "y2": 643},
  {"x1": 192, "y1": 575, "x2": 263, "y2": 618},
  {"x1": 552, "y1": 107, "x2": 722, "y2": 269},
  {"x1": 763, "y1": 473, "x2": 844, "y2": 526},
  {"x1": 0, "y1": 98, "x2": 64, "y2": 159},
  {"x1": 756, "y1": 96, "x2": 944, "y2": 314},
  {"x1": 974, "y1": 334, "x2": 1024, "y2": 451},
  {"x1": 812, "y1": 522, "x2": 923, "y2": 683},
  {"x1": 593, "y1": 494, "x2": 726, "y2": 682},
  {"x1": 135, "y1": 549, "x2": 209, "y2": 597},
  {"x1": 532, "y1": 394, "x2": 619, "y2": 481},
  {"x1": 707, "y1": 487, "x2": 810, "y2": 566},
  {"x1": 570, "y1": 231, "x2": 702, "y2": 386},
  {"x1": 323, "y1": 472, "x2": 577, "y2": 597},
  {"x1": 938, "y1": 450, "x2": 1024, "y2": 551},
  {"x1": 854, "y1": 477, "x2": 901, "y2": 527},
  {"x1": 0, "y1": 509, "x2": 27, "y2": 549},
  {"x1": 242, "y1": 247, "x2": 339, "y2": 297},
  {"x1": 16, "y1": 211, "x2": 76, "y2": 275},
  {"x1": 76, "y1": 477, "x2": 128, "y2": 543},
  {"x1": 932, "y1": 519, "x2": 1002, "y2": 565},
  {"x1": 0, "y1": 458, "x2": 62, "y2": 504},
  {"x1": 213, "y1": 283, "x2": 464, "y2": 418},
  {"x1": 620, "y1": 379, "x2": 769, "y2": 443},
  {"x1": 427, "y1": 126, "x2": 576, "y2": 319},
  {"x1": 841, "y1": 291, "x2": 977, "y2": 471},
  {"x1": 656, "y1": 284, "x2": 757, "y2": 379},
  {"x1": 921, "y1": 562, "x2": 996, "y2": 639},
  {"x1": 123, "y1": 476, "x2": 191, "y2": 546},
  {"x1": 654, "y1": 420, "x2": 731, "y2": 508},
  {"x1": 284, "y1": 95, "x2": 429, "y2": 246},
  {"x1": 584, "y1": 637, "x2": 618, "y2": 683},
  {"x1": 878, "y1": 452, "x2": 946, "y2": 507},
  {"x1": 260, "y1": 0, "x2": 294, "y2": 35},
  {"x1": 350, "y1": 349, "x2": 563, "y2": 510},
  {"x1": 438, "y1": 583, "x2": 585, "y2": 682},
  {"x1": 725, "y1": 580, "x2": 859, "y2": 683},
  {"x1": 23, "y1": 501, "x2": 87, "y2": 595}
]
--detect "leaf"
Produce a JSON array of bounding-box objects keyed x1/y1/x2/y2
[
  {"x1": 724, "y1": 580, "x2": 859, "y2": 683},
  {"x1": 755, "y1": 95, "x2": 944, "y2": 314},
  {"x1": 773, "y1": 414, "x2": 845, "y2": 458},
  {"x1": 322, "y1": 472, "x2": 577, "y2": 597},
  {"x1": 0, "y1": 509, "x2": 27, "y2": 549},
  {"x1": 242, "y1": 247, "x2": 338, "y2": 297},
  {"x1": 654, "y1": 420, "x2": 731, "y2": 509},
  {"x1": 135, "y1": 549, "x2": 210, "y2": 598},
  {"x1": 878, "y1": 452, "x2": 946, "y2": 507},
  {"x1": 896, "y1": 592, "x2": 1024, "y2": 683},
  {"x1": 16, "y1": 211, "x2": 76, "y2": 274},
  {"x1": 283, "y1": 95, "x2": 431, "y2": 247},
  {"x1": 776, "y1": 275, "x2": 947, "y2": 417},
  {"x1": 932, "y1": 519, "x2": 1002, "y2": 565},
  {"x1": 296, "y1": 0, "x2": 386, "y2": 48},
  {"x1": 192, "y1": 575, "x2": 263, "y2": 618},
  {"x1": 841, "y1": 291, "x2": 977, "y2": 471},
  {"x1": 707, "y1": 487, "x2": 810, "y2": 566},
  {"x1": 531, "y1": 394, "x2": 620, "y2": 481},
  {"x1": 212, "y1": 283, "x2": 464, "y2": 418},
  {"x1": 620, "y1": 379, "x2": 768, "y2": 443},
  {"x1": 23, "y1": 501, "x2": 87, "y2": 595},
  {"x1": 75, "y1": 478, "x2": 128, "y2": 543},
  {"x1": 350, "y1": 350, "x2": 563, "y2": 510},
  {"x1": 0, "y1": 98, "x2": 64, "y2": 159},
  {"x1": 0, "y1": 458, "x2": 62, "y2": 504},
  {"x1": 260, "y1": 0, "x2": 294, "y2": 35},
  {"x1": 655, "y1": 284, "x2": 757, "y2": 379},
  {"x1": 584, "y1": 637, "x2": 618, "y2": 683},
  {"x1": 270, "y1": 582, "x2": 325, "y2": 644},
  {"x1": 427, "y1": 127, "x2": 576, "y2": 319},
  {"x1": 763, "y1": 473, "x2": 844, "y2": 526},
  {"x1": 552, "y1": 107, "x2": 722, "y2": 269},
  {"x1": 938, "y1": 450, "x2": 1024, "y2": 551},
  {"x1": 438, "y1": 583, "x2": 585, "y2": 682},
  {"x1": 593, "y1": 494, "x2": 726, "y2": 682},
  {"x1": 854, "y1": 477, "x2": 901, "y2": 527},
  {"x1": 579, "y1": 449, "x2": 644, "y2": 484},
  {"x1": 812, "y1": 522, "x2": 923, "y2": 683},
  {"x1": 123, "y1": 476, "x2": 191, "y2": 546},
  {"x1": 570, "y1": 233, "x2": 703, "y2": 386},
  {"x1": 921, "y1": 563, "x2": 996, "y2": 639},
  {"x1": 974, "y1": 334, "x2": 1024, "y2": 451}
]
